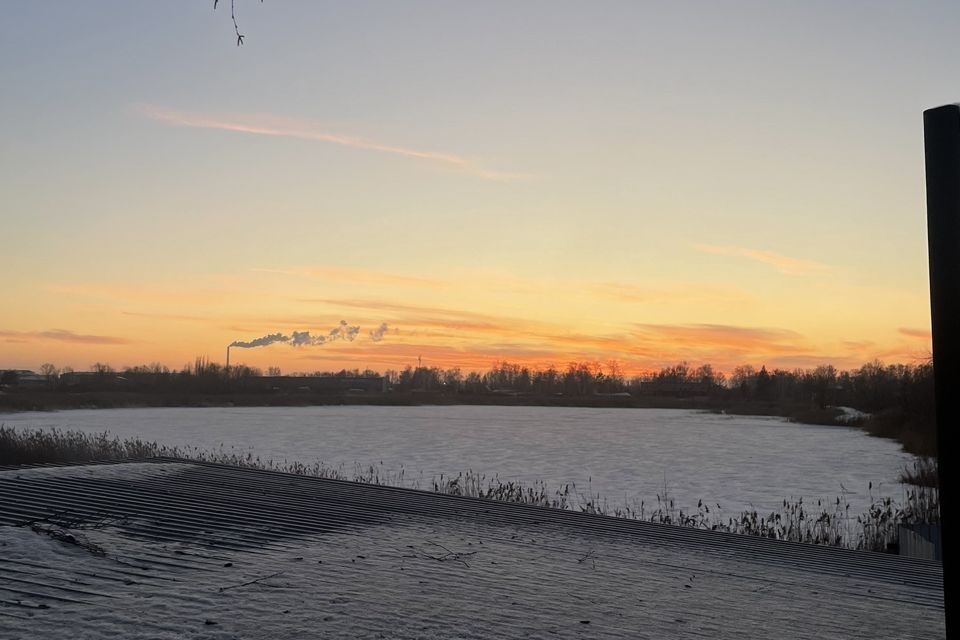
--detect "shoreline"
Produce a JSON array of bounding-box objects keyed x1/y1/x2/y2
[
  {"x1": 1, "y1": 388, "x2": 931, "y2": 458},
  {"x1": 0, "y1": 388, "x2": 842, "y2": 420}
]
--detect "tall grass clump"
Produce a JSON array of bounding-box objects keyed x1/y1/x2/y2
[
  {"x1": 899, "y1": 456, "x2": 938, "y2": 488},
  {"x1": 0, "y1": 426, "x2": 165, "y2": 465},
  {"x1": 429, "y1": 470, "x2": 938, "y2": 552},
  {"x1": 432, "y1": 471, "x2": 572, "y2": 509}
]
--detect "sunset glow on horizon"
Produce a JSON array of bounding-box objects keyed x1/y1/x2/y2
[{"x1": 1, "y1": 2, "x2": 953, "y2": 376}]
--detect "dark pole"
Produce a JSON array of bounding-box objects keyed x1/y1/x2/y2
[{"x1": 924, "y1": 103, "x2": 959, "y2": 630}]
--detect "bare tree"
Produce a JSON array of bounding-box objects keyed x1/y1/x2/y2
[
  {"x1": 90, "y1": 362, "x2": 115, "y2": 376},
  {"x1": 39, "y1": 363, "x2": 59, "y2": 380}
]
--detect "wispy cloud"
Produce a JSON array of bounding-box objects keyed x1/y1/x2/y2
[
  {"x1": 310, "y1": 299, "x2": 507, "y2": 323},
  {"x1": 0, "y1": 329, "x2": 130, "y2": 345},
  {"x1": 585, "y1": 282, "x2": 678, "y2": 303},
  {"x1": 295, "y1": 340, "x2": 605, "y2": 373},
  {"x1": 694, "y1": 244, "x2": 829, "y2": 275},
  {"x1": 255, "y1": 266, "x2": 447, "y2": 290},
  {"x1": 121, "y1": 311, "x2": 208, "y2": 322},
  {"x1": 305, "y1": 301, "x2": 818, "y2": 368},
  {"x1": 48, "y1": 283, "x2": 245, "y2": 305},
  {"x1": 303, "y1": 298, "x2": 555, "y2": 337},
  {"x1": 898, "y1": 327, "x2": 932, "y2": 340},
  {"x1": 587, "y1": 281, "x2": 752, "y2": 305},
  {"x1": 138, "y1": 105, "x2": 527, "y2": 181},
  {"x1": 633, "y1": 323, "x2": 807, "y2": 354}
]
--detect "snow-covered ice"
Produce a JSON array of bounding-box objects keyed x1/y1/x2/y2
[{"x1": 0, "y1": 406, "x2": 916, "y2": 515}]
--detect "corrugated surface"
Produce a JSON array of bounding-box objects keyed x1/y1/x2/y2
[{"x1": 0, "y1": 459, "x2": 945, "y2": 638}]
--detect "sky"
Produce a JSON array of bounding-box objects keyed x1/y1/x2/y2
[{"x1": 0, "y1": 1, "x2": 955, "y2": 375}]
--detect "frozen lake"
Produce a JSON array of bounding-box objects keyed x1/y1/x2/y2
[{"x1": 0, "y1": 405, "x2": 915, "y2": 516}]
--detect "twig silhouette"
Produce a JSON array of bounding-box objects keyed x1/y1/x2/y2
[
  {"x1": 219, "y1": 570, "x2": 284, "y2": 592},
  {"x1": 214, "y1": 0, "x2": 263, "y2": 46},
  {"x1": 415, "y1": 541, "x2": 478, "y2": 568}
]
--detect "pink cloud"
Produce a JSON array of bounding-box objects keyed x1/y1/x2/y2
[
  {"x1": 694, "y1": 244, "x2": 829, "y2": 275},
  {"x1": 138, "y1": 105, "x2": 527, "y2": 181}
]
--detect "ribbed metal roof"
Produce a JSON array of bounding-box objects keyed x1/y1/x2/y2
[{"x1": 0, "y1": 459, "x2": 945, "y2": 638}]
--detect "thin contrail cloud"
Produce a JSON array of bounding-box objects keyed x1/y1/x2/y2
[
  {"x1": 0, "y1": 329, "x2": 130, "y2": 345},
  {"x1": 138, "y1": 105, "x2": 526, "y2": 181},
  {"x1": 693, "y1": 244, "x2": 829, "y2": 275}
]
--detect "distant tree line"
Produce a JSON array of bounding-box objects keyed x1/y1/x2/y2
[
  {"x1": 5, "y1": 357, "x2": 931, "y2": 409},
  {"x1": 3, "y1": 357, "x2": 387, "y2": 395},
  {"x1": 379, "y1": 359, "x2": 932, "y2": 411},
  {"x1": 3, "y1": 357, "x2": 931, "y2": 425},
  {"x1": 2, "y1": 356, "x2": 935, "y2": 453},
  {"x1": 379, "y1": 358, "x2": 935, "y2": 454}
]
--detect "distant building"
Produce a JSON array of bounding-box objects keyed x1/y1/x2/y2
[
  {"x1": 0, "y1": 369, "x2": 47, "y2": 387},
  {"x1": 59, "y1": 371, "x2": 125, "y2": 389}
]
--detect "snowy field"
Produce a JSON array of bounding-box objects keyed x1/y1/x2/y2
[{"x1": 0, "y1": 406, "x2": 916, "y2": 515}]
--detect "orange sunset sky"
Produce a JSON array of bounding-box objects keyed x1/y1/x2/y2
[{"x1": 1, "y1": 2, "x2": 953, "y2": 375}]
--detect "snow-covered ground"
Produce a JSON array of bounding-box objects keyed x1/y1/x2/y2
[
  {"x1": 833, "y1": 406, "x2": 872, "y2": 423},
  {"x1": 0, "y1": 461, "x2": 945, "y2": 639}
]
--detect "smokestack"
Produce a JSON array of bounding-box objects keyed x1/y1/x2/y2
[{"x1": 226, "y1": 345, "x2": 231, "y2": 370}]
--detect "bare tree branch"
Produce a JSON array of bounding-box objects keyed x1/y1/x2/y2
[{"x1": 214, "y1": 0, "x2": 263, "y2": 46}]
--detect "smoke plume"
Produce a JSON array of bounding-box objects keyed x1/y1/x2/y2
[
  {"x1": 229, "y1": 321, "x2": 379, "y2": 351},
  {"x1": 229, "y1": 333, "x2": 290, "y2": 348},
  {"x1": 369, "y1": 322, "x2": 389, "y2": 342},
  {"x1": 327, "y1": 320, "x2": 360, "y2": 342},
  {"x1": 290, "y1": 330, "x2": 321, "y2": 346}
]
